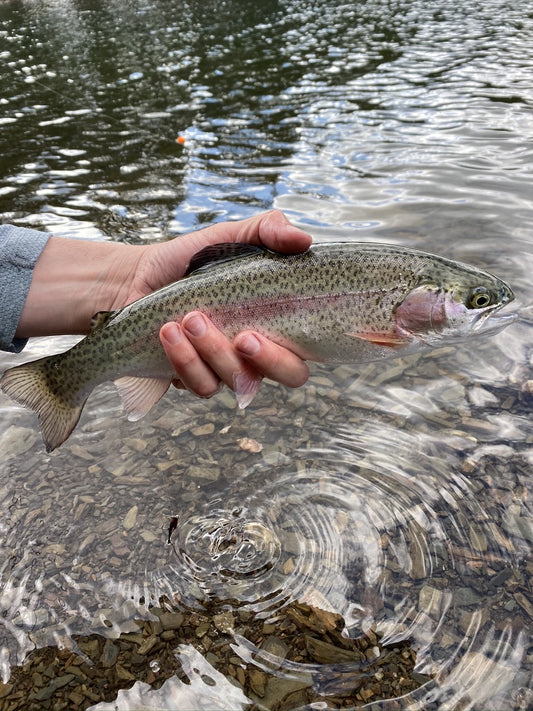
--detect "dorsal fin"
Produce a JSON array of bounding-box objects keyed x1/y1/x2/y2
[
  {"x1": 185, "y1": 242, "x2": 267, "y2": 276},
  {"x1": 90, "y1": 310, "x2": 119, "y2": 331}
]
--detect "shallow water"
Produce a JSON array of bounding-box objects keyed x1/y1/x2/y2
[{"x1": 0, "y1": 0, "x2": 532, "y2": 709}]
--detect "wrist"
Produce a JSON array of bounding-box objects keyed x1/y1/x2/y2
[{"x1": 16, "y1": 237, "x2": 144, "y2": 337}]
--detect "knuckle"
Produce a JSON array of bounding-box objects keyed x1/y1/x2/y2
[{"x1": 171, "y1": 349, "x2": 198, "y2": 370}]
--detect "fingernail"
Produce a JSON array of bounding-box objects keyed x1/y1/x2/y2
[
  {"x1": 183, "y1": 313, "x2": 207, "y2": 337},
  {"x1": 236, "y1": 333, "x2": 260, "y2": 356},
  {"x1": 162, "y1": 322, "x2": 181, "y2": 345}
]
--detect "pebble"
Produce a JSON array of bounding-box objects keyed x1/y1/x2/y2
[
  {"x1": 490, "y1": 568, "x2": 513, "y2": 587},
  {"x1": 106, "y1": 463, "x2": 128, "y2": 478},
  {"x1": 468, "y1": 384, "x2": 499, "y2": 407},
  {"x1": 187, "y1": 464, "x2": 220, "y2": 481},
  {"x1": 195, "y1": 621, "x2": 210, "y2": 638},
  {"x1": 503, "y1": 513, "x2": 533, "y2": 544},
  {"x1": 78, "y1": 533, "x2": 96, "y2": 552},
  {"x1": 140, "y1": 530, "x2": 158, "y2": 542},
  {"x1": 514, "y1": 592, "x2": 533, "y2": 618},
  {"x1": 31, "y1": 674, "x2": 75, "y2": 700},
  {"x1": 249, "y1": 668, "x2": 267, "y2": 697},
  {"x1": 0, "y1": 425, "x2": 38, "y2": 458},
  {"x1": 122, "y1": 505, "x2": 138, "y2": 530},
  {"x1": 418, "y1": 585, "x2": 445, "y2": 618},
  {"x1": 459, "y1": 607, "x2": 488, "y2": 635},
  {"x1": 283, "y1": 557, "x2": 296, "y2": 575},
  {"x1": 69, "y1": 444, "x2": 94, "y2": 461},
  {"x1": 137, "y1": 635, "x2": 157, "y2": 655},
  {"x1": 306, "y1": 635, "x2": 363, "y2": 663},
  {"x1": 260, "y1": 677, "x2": 313, "y2": 709},
  {"x1": 237, "y1": 437, "x2": 263, "y2": 453},
  {"x1": 260, "y1": 635, "x2": 289, "y2": 664},
  {"x1": 408, "y1": 521, "x2": 427, "y2": 580},
  {"x1": 468, "y1": 523, "x2": 488, "y2": 552},
  {"x1": 157, "y1": 611, "x2": 184, "y2": 631},
  {"x1": 0, "y1": 682, "x2": 13, "y2": 699},
  {"x1": 100, "y1": 639, "x2": 117, "y2": 668},
  {"x1": 213, "y1": 611, "x2": 235, "y2": 634},
  {"x1": 115, "y1": 663, "x2": 136, "y2": 681},
  {"x1": 44, "y1": 543, "x2": 66, "y2": 555},
  {"x1": 460, "y1": 416, "x2": 500, "y2": 436},
  {"x1": 191, "y1": 422, "x2": 215, "y2": 436},
  {"x1": 123, "y1": 437, "x2": 148, "y2": 452},
  {"x1": 454, "y1": 587, "x2": 482, "y2": 607}
]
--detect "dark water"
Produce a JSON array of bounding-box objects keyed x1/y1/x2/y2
[{"x1": 0, "y1": 1, "x2": 532, "y2": 709}]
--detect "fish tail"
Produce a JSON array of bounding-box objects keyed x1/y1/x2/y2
[{"x1": 0, "y1": 357, "x2": 88, "y2": 453}]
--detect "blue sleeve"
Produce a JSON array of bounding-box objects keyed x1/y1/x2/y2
[{"x1": 0, "y1": 224, "x2": 50, "y2": 353}]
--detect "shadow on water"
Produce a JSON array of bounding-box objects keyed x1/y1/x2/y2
[{"x1": 1, "y1": 0, "x2": 533, "y2": 709}]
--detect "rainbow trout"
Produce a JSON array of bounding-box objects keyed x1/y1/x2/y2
[{"x1": 1, "y1": 242, "x2": 515, "y2": 452}]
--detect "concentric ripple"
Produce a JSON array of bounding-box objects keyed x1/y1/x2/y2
[
  {"x1": 139, "y1": 414, "x2": 527, "y2": 708},
  {"x1": 153, "y1": 419, "x2": 478, "y2": 616},
  {"x1": 176, "y1": 509, "x2": 282, "y2": 583},
  {"x1": 160, "y1": 468, "x2": 354, "y2": 612}
]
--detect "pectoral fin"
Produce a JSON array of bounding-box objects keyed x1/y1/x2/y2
[
  {"x1": 346, "y1": 331, "x2": 409, "y2": 348},
  {"x1": 114, "y1": 375, "x2": 171, "y2": 421}
]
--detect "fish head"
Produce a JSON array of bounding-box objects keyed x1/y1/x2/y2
[{"x1": 394, "y1": 261, "x2": 516, "y2": 345}]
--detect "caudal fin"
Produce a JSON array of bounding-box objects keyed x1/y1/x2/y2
[{"x1": 0, "y1": 358, "x2": 87, "y2": 452}]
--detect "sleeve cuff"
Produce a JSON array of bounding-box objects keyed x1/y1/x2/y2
[{"x1": 0, "y1": 224, "x2": 51, "y2": 352}]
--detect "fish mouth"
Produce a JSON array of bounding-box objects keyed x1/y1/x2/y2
[{"x1": 470, "y1": 304, "x2": 519, "y2": 334}]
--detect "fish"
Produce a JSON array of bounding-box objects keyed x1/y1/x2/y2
[{"x1": 0, "y1": 241, "x2": 515, "y2": 452}]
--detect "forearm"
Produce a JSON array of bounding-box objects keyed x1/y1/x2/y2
[{"x1": 16, "y1": 236, "x2": 146, "y2": 338}]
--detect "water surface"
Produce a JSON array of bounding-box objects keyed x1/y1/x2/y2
[{"x1": 0, "y1": 0, "x2": 532, "y2": 709}]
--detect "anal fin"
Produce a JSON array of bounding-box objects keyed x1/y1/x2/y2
[{"x1": 114, "y1": 376, "x2": 171, "y2": 421}]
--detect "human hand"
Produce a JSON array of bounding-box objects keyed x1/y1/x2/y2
[
  {"x1": 136, "y1": 210, "x2": 311, "y2": 402},
  {"x1": 15, "y1": 210, "x2": 310, "y2": 404}
]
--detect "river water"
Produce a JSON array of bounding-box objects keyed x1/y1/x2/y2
[{"x1": 0, "y1": 0, "x2": 532, "y2": 709}]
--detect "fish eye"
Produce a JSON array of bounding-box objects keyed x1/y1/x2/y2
[{"x1": 467, "y1": 287, "x2": 494, "y2": 309}]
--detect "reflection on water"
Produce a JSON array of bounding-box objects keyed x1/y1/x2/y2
[{"x1": 1, "y1": 0, "x2": 532, "y2": 709}]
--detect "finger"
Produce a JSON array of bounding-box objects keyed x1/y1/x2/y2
[
  {"x1": 181, "y1": 312, "x2": 261, "y2": 391},
  {"x1": 234, "y1": 331, "x2": 310, "y2": 388},
  {"x1": 160, "y1": 321, "x2": 221, "y2": 398},
  {"x1": 254, "y1": 209, "x2": 313, "y2": 253},
  {"x1": 199, "y1": 210, "x2": 312, "y2": 253}
]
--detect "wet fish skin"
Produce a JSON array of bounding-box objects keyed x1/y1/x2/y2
[{"x1": 0, "y1": 242, "x2": 514, "y2": 452}]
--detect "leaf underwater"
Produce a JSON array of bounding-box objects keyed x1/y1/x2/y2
[{"x1": 0, "y1": 241, "x2": 515, "y2": 452}]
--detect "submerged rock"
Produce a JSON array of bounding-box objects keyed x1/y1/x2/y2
[{"x1": 2, "y1": 597, "x2": 431, "y2": 710}]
